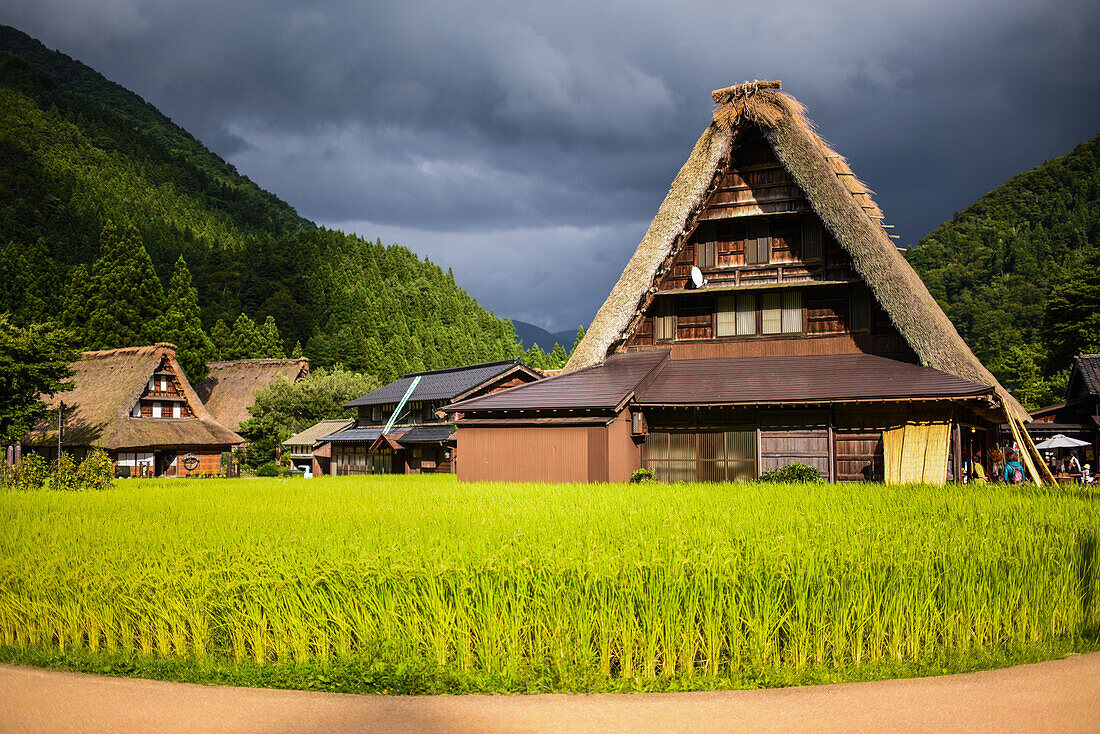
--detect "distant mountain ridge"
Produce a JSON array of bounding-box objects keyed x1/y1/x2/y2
[{"x1": 510, "y1": 320, "x2": 580, "y2": 353}]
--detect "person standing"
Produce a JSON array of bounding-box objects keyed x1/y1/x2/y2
[{"x1": 1003, "y1": 452, "x2": 1027, "y2": 484}]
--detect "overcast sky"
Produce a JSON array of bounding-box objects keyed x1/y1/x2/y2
[{"x1": 7, "y1": 1, "x2": 1100, "y2": 331}]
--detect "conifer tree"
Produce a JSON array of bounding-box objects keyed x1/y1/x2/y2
[
  {"x1": 228, "y1": 314, "x2": 263, "y2": 359},
  {"x1": 83, "y1": 223, "x2": 165, "y2": 350},
  {"x1": 290, "y1": 341, "x2": 303, "y2": 359},
  {"x1": 571, "y1": 325, "x2": 586, "y2": 353},
  {"x1": 60, "y1": 264, "x2": 93, "y2": 340},
  {"x1": 524, "y1": 344, "x2": 548, "y2": 371},
  {"x1": 158, "y1": 257, "x2": 215, "y2": 382},
  {"x1": 547, "y1": 342, "x2": 569, "y2": 369},
  {"x1": 210, "y1": 319, "x2": 233, "y2": 360},
  {"x1": 257, "y1": 315, "x2": 286, "y2": 358}
]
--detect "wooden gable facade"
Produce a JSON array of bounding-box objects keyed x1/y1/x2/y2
[{"x1": 448, "y1": 82, "x2": 1051, "y2": 486}]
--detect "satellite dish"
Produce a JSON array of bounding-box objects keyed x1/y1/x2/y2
[{"x1": 690, "y1": 266, "x2": 706, "y2": 289}]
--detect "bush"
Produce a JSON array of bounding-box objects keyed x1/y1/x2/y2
[
  {"x1": 76, "y1": 449, "x2": 115, "y2": 491},
  {"x1": 255, "y1": 462, "x2": 280, "y2": 478},
  {"x1": 8, "y1": 453, "x2": 51, "y2": 490},
  {"x1": 759, "y1": 462, "x2": 823, "y2": 483},
  {"x1": 52, "y1": 454, "x2": 80, "y2": 491},
  {"x1": 630, "y1": 467, "x2": 656, "y2": 483},
  {"x1": 1, "y1": 450, "x2": 115, "y2": 491}
]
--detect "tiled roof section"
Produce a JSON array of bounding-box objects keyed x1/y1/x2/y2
[
  {"x1": 635, "y1": 354, "x2": 993, "y2": 405},
  {"x1": 283, "y1": 418, "x2": 354, "y2": 447},
  {"x1": 447, "y1": 350, "x2": 670, "y2": 412},
  {"x1": 1075, "y1": 355, "x2": 1100, "y2": 395},
  {"x1": 345, "y1": 360, "x2": 532, "y2": 407},
  {"x1": 319, "y1": 427, "x2": 383, "y2": 443},
  {"x1": 397, "y1": 425, "x2": 455, "y2": 443}
]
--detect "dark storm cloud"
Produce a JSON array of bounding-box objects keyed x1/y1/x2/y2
[{"x1": 7, "y1": 0, "x2": 1100, "y2": 330}]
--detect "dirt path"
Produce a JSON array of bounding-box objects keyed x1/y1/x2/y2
[{"x1": 2, "y1": 654, "x2": 1100, "y2": 733}]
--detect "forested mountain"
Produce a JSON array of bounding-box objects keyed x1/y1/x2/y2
[
  {"x1": 906, "y1": 134, "x2": 1100, "y2": 408},
  {"x1": 0, "y1": 25, "x2": 524, "y2": 383}
]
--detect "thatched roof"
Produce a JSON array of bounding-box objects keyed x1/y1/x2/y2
[
  {"x1": 565, "y1": 80, "x2": 1027, "y2": 422},
  {"x1": 25, "y1": 343, "x2": 243, "y2": 450},
  {"x1": 196, "y1": 358, "x2": 310, "y2": 431}
]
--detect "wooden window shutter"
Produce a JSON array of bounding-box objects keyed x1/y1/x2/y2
[
  {"x1": 747, "y1": 221, "x2": 770, "y2": 265},
  {"x1": 850, "y1": 287, "x2": 870, "y2": 331},
  {"x1": 781, "y1": 289, "x2": 803, "y2": 333},
  {"x1": 802, "y1": 218, "x2": 822, "y2": 260},
  {"x1": 736, "y1": 293, "x2": 756, "y2": 335},
  {"x1": 656, "y1": 299, "x2": 675, "y2": 340},
  {"x1": 697, "y1": 240, "x2": 715, "y2": 269},
  {"x1": 715, "y1": 295, "x2": 735, "y2": 337},
  {"x1": 761, "y1": 292, "x2": 782, "y2": 334}
]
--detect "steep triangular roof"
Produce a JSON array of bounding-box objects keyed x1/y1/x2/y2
[
  {"x1": 26, "y1": 343, "x2": 243, "y2": 450},
  {"x1": 196, "y1": 358, "x2": 310, "y2": 431},
  {"x1": 565, "y1": 81, "x2": 1027, "y2": 422}
]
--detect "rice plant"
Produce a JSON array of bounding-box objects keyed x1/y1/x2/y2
[{"x1": 0, "y1": 475, "x2": 1096, "y2": 690}]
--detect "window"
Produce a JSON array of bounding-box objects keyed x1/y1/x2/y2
[
  {"x1": 642, "y1": 430, "x2": 756, "y2": 482},
  {"x1": 148, "y1": 378, "x2": 154, "y2": 392},
  {"x1": 716, "y1": 293, "x2": 757, "y2": 337},
  {"x1": 782, "y1": 289, "x2": 803, "y2": 333},
  {"x1": 850, "y1": 287, "x2": 870, "y2": 331},
  {"x1": 160, "y1": 377, "x2": 168, "y2": 391},
  {"x1": 132, "y1": 402, "x2": 141, "y2": 418},
  {"x1": 371, "y1": 406, "x2": 382, "y2": 423},
  {"x1": 802, "y1": 218, "x2": 822, "y2": 260},
  {"x1": 656, "y1": 299, "x2": 675, "y2": 340},
  {"x1": 746, "y1": 221, "x2": 770, "y2": 265},
  {"x1": 696, "y1": 239, "x2": 715, "y2": 269},
  {"x1": 424, "y1": 404, "x2": 435, "y2": 423},
  {"x1": 762, "y1": 289, "x2": 802, "y2": 334},
  {"x1": 173, "y1": 403, "x2": 181, "y2": 418},
  {"x1": 152, "y1": 402, "x2": 162, "y2": 418}
]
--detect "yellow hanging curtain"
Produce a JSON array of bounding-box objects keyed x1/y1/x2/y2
[{"x1": 883, "y1": 421, "x2": 952, "y2": 484}]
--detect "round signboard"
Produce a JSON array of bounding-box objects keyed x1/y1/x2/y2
[{"x1": 182, "y1": 453, "x2": 200, "y2": 471}]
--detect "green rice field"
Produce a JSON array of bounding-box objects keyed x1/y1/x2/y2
[{"x1": 1, "y1": 475, "x2": 1098, "y2": 693}]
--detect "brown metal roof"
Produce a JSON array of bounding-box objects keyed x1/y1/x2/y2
[
  {"x1": 447, "y1": 349, "x2": 670, "y2": 412},
  {"x1": 636, "y1": 354, "x2": 994, "y2": 405}
]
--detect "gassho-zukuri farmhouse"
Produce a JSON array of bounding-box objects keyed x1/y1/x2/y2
[{"x1": 446, "y1": 81, "x2": 1046, "y2": 486}]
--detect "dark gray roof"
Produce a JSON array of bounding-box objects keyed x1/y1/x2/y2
[
  {"x1": 318, "y1": 427, "x2": 382, "y2": 443},
  {"x1": 448, "y1": 350, "x2": 670, "y2": 412},
  {"x1": 345, "y1": 360, "x2": 535, "y2": 408},
  {"x1": 1075, "y1": 355, "x2": 1100, "y2": 395},
  {"x1": 398, "y1": 425, "x2": 455, "y2": 443}
]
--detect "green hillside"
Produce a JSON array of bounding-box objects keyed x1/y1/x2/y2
[
  {"x1": 906, "y1": 134, "x2": 1100, "y2": 408},
  {"x1": 0, "y1": 25, "x2": 522, "y2": 382}
]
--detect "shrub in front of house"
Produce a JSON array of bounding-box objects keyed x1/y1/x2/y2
[{"x1": 759, "y1": 462, "x2": 824, "y2": 483}]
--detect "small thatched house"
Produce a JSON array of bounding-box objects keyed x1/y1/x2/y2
[
  {"x1": 448, "y1": 81, "x2": 1047, "y2": 485},
  {"x1": 282, "y1": 418, "x2": 354, "y2": 476},
  {"x1": 324, "y1": 360, "x2": 543, "y2": 475},
  {"x1": 195, "y1": 358, "x2": 310, "y2": 433},
  {"x1": 23, "y1": 343, "x2": 243, "y2": 477}
]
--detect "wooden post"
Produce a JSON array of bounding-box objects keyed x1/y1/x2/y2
[{"x1": 951, "y1": 419, "x2": 962, "y2": 483}]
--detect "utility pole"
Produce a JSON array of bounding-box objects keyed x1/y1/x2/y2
[{"x1": 57, "y1": 401, "x2": 65, "y2": 461}]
